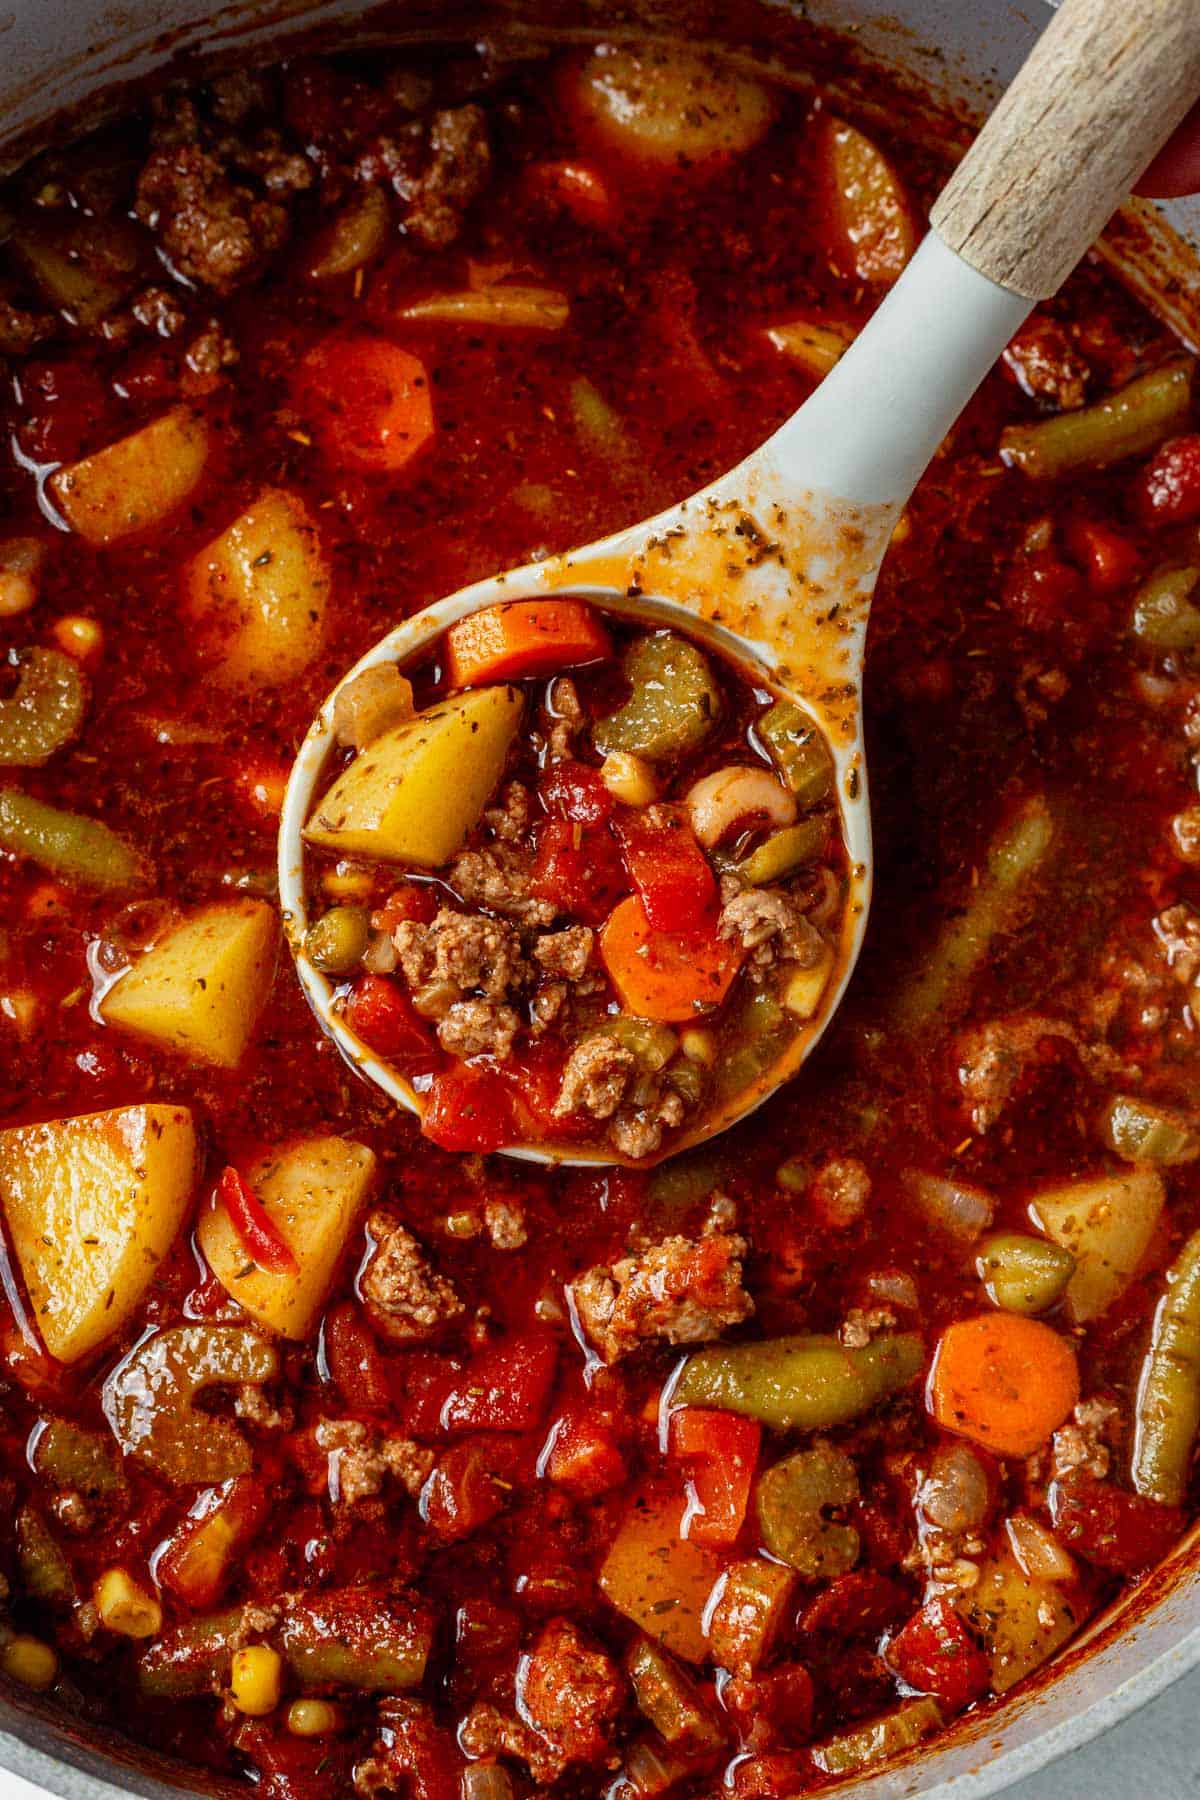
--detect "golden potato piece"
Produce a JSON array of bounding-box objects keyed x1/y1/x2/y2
[
  {"x1": 196, "y1": 1136, "x2": 378, "y2": 1339},
  {"x1": 567, "y1": 44, "x2": 773, "y2": 168},
  {"x1": 958, "y1": 1553, "x2": 1086, "y2": 1693},
  {"x1": 815, "y1": 118, "x2": 917, "y2": 287},
  {"x1": 49, "y1": 406, "x2": 208, "y2": 547},
  {"x1": 1030, "y1": 1169, "x2": 1164, "y2": 1323},
  {"x1": 305, "y1": 683, "x2": 523, "y2": 868},
  {"x1": 185, "y1": 488, "x2": 330, "y2": 688},
  {"x1": 100, "y1": 899, "x2": 278, "y2": 1070},
  {"x1": 0, "y1": 1104, "x2": 198, "y2": 1363}
]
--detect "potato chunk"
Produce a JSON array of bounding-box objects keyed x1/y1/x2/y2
[
  {"x1": 0, "y1": 1104, "x2": 198, "y2": 1363},
  {"x1": 305, "y1": 684, "x2": 523, "y2": 868},
  {"x1": 1030, "y1": 1170, "x2": 1164, "y2": 1323},
  {"x1": 185, "y1": 489, "x2": 330, "y2": 688},
  {"x1": 197, "y1": 1136, "x2": 377, "y2": 1339},
  {"x1": 100, "y1": 899, "x2": 278, "y2": 1069},
  {"x1": 958, "y1": 1552, "x2": 1085, "y2": 1693},
  {"x1": 49, "y1": 407, "x2": 208, "y2": 547},
  {"x1": 567, "y1": 44, "x2": 773, "y2": 169},
  {"x1": 815, "y1": 118, "x2": 916, "y2": 287}
]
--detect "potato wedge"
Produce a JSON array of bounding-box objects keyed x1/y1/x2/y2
[
  {"x1": 1029, "y1": 1170, "x2": 1164, "y2": 1323},
  {"x1": 815, "y1": 117, "x2": 916, "y2": 287},
  {"x1": 100, "y1": 899, "x2": 278, "y2": 1069},
  {"x1": 0, "y1": 1104, "x2": 198, "y2": 1363},
  {"x1": 598, "y1": 1491, "x2": 723, "y2": 1663},
  {"x1": 197, "y1": 1136, "x2": 377, "y2": 1338},
  {"x1": 49, "y1": 406, "x2": 209, "y2": 548},
  {"x1": 958, "y1": 1552, "x2": 1086, "y2": 1693},
  {"x1": 567, "y1": 44, "x2": 773, "y2": 169},
  {"x1": 305, "y1": 683, "x2": 523, "y2": 867},
  {"x1": 185, "y1": 489, "x2": 330, "y2": 688}
]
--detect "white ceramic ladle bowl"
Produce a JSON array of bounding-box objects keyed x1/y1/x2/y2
[{"x1": 279, "y1": 0, "x2": 1200, "y2": 1164}]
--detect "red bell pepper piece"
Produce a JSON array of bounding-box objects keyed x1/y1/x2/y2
[
  {"x1": 529, "y1": 816, "x2": 629, "y2": 926},
  {"x1": 215, "y1": 1165, "x2": 298, "y2": 1276},
  {"x1": 1064, "y1": 515, "x2": 1140, "y2": 594},
  {"x1": 439, "y1": 1330, "x2": 559, "y2": 1433},
  {"x1": 422, "y1": 1066, "x2": 513, "y2": 1152},
  {"x1": 1049, "y1": 1471, "x2": 1185, "y2": 1574},
  {"x1": 669, "y1": 1406, "x2": 760, "y2": 1545},
  {"x1": 887, "y1": 1597, "x2": 990, "y2": 1711},
  {"x1": 1134, "y1": 433, "x2": 1200, "y2": 527},
  {"x1": 423, "y1": 1439, "x2": 516, "y2": 1540},
  {"x1": 323, "y1": 1301, "x2": 392, "y2": 1414},
  {"x1": 615, "y1": 805, "x2": 716, "y2": 934},
  {"x1": 539, "y1": 760, "x2": 615, "y2": 827},
  {"x1": 543, "y1": 1404, "x2": 628, "y2": 1496},
  {"x1": 344, "y1": 974, "x2": 439, "y2": 1067}
]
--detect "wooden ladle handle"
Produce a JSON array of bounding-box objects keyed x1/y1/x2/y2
[{"x1": 931, "y1": 0, "x2": 1200, "y2": 300}]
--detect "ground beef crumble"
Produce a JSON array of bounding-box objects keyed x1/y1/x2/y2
[
  {"x1": 571, "y1": 1228, "x2": 753, "y2": 1363},
  {"x1": 314, "y1": 1418, "x2": 435, "y2": 1505},
  {"x1": 360, "y1": 1211, "x2": 464, "y2": 1343},
  {"x1": 719, "y1": 882, "x2": 826, "y2": 974}
]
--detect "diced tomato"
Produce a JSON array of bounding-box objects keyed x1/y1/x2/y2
[
  {"x1": 214, "y1": 1165, "x2": 298, "y2": 1276},
  {"x1": 523, "y1": 158, "x2": 617, "y2": 228},
  {"x1": 723, "y1": 1665, "x2": 815, "y2": 1749},
  {"x1": 157, "y1": 1475, "x2": 270, "y2": 1609},
  {"x1": 17, "y1": 358, "x2": 118, "y2": 465},
  {"x1": 1049, "y1": 1471, "x2": 1185, "y2": 1574},
  {"x1": 1064, "y1": 516, "x2": 1140, "y2": 594},
  {"x1": 392, "y1": 1351, "x2": 461, "y2": 1438},
  {"x1": 374, "y1": 882, "x2": 438, "y2": 931},
  {"x1": 352, "y1": 1699, "x2": 462, "y2": 1800},
  {"x1": 295, "y1": 331, "x2": 435, "y2": 473},
  {"x1": 422, "y1": 1440, "x2": 514, "y2": 1540},
  {"x1": 501, "y1": 1040, "x2": 581, "y2": 1141},
  {"x1": 797, "y1": 1567, "x2": 911, "y2": 1639},
  {"x1": 1003, "y1": 550, "x2": 1097, "y2": 658},
  {"x1": 234, "y1": 1719, "x2": 356, "y2": 1800},
  {"x1": 344, "y1": 974, "x2": 439, "y2": 1067},
  {"x1": 0, "y1": 1324, "x2": 74, "y2": 1404},
  {"x1": 421, "y1": 1066, "x2": 514, "y2": 1152},
  {"x1": 440, "y1": 1330, "x2": 559, "y2": 1433},
  {"x1": 887, "y1": 1597, "x2": 990, "y2": 1711},
  {"x1": 728, "y1": 1752, "x2": 810, "y2": 1799},
  {"x1": 615, "y1": 805, "x2": 716, "y2": 934},
  {"x1": 529, "y1": 817, "x2": 630, "y2": 926},
  {"x1": 543, "y1": 1404, "x2": 628, "y2": 1496},
  {"x1": 323, "y1": 1301, "x2": 392, "y2": 1413},
  {"x1": 1134, "y1": 433, "x2": 1200, "y2": 528},
  {"x1": 669, "y1": 1407, "x2": 760, "y2": 1545},
  {"x1": 539, "y1": 760, "x2": 614, "y2": 827}
]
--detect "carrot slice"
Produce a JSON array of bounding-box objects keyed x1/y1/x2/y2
[
  {"x1": 815, "y1": 117, "x2": 916, "y2": 287},
  {"x1": 928, "y1": 1314, "x2": 1079, "y2": 1458},
  {"x1": 295, "y1": 331, "x2": 434, "y2": 472},
  {"x1": 600, "y1": 894, "x2": 743, "y2": 1022},
  {"x1": 444, "y1": 600, "x2": 610, "y2": 687}
]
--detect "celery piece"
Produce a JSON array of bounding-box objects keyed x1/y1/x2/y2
[
  {"x1": 593, "y1": 633, "x2": 721, "y2": 762},
  {"x1": 812, "y1": 1697, "x2": 943, "y2": 1775},
  {"x1": 0, "y1": 649, "x2": 87, "y2": 767},
  {"x1": 1102, "y1": 1093, "x2": 1199, "y2": 1165},
  {"x1": 755, "y1": 1445, "x2": 860, "y2": 1579},
  {"x1": 1131, "y1": 566, "x2": 1200, "y2": 649}
]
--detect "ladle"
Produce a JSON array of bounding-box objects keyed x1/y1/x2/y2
[{"x1": 279, "y1": 0, "x2": 1200, "y2": 1164}]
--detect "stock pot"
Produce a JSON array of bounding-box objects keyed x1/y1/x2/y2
[{"x1": 1, "y1": 1, "x2": 1199, "y2": 1796}]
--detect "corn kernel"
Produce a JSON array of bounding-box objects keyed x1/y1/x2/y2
[
  {"x1": 1, "y1": 1633, "x2": 58, "y2": 1689},
  {"x1": 53, "y1": 615, "x2": 103, "y2": 661},
  {"x1": 230, "y1": 1644, "x2": 283, "y2": 1717},
  {"x1": 780, "y1": 946, "x2": 834, "y2": 1019},
  {"x1": 890, "y1": 509, "x2": 912, "y2": 546},
  {"x1": 322, "y1": 861, "x2": 375, "y2": 903},
  {"x1": 286, "y1": 1698, "x2": 341, "y2": 1737},
  {"x1": 679, "y1": 1027, "x2": 716, "y2": 1067},
  {"x1": 0, "y1": 537, "x2": 44, "y2": 618},
  {"x1": 94, "y1": 1567, "x2": 162, "y2": 1638},
  {"x1": 237, "y1": 764, "x2": 290, "y2": 820},
  {"x1": 600, "y1": 751, "x2": 657, "y2": 807}
]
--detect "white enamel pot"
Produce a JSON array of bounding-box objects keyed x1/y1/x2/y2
[{"x1": 1, "y1": 3, "x2": 1199, "y2": 1798}]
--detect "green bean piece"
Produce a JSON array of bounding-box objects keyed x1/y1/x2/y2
[
  {"x1": 103, "y1": 1324, "x2": 279, "y2": 1485},
  {"x1": 1132, "y1": 1228, "x2": 1200, "y2": 1505},
  {"x1": 608, "y1": 1014, "x2": 679, "y2": 1072},
  {"x1": 894, "y1": 795, "x2": 1054, "y2": 1032},
  {"x1": 626, "y1": 1639, "x2": 724, "y2": 1750},
  {"x1": 279, "y1": 1587, "x2": 433, "y2": 1691},
  {"x1": 34, "y1": 1418, "x2": 124, "y2": 1498},
  {"x1": 735, "y1": 816, "x2": 829, "y2": 886},
  {"x1": 16, "y1": 1506, "x2": 75, "y2": 1606},
  {"x1": 976, "y1": 1232, "x2": 1075, "y2": 1316},
  {"x1": 706, "y1": 1557, "x2": 796, "y2": 1670},
  {"x1": 138, "y1": 1607, "x2": 248, "y2": 1698},
  {"x1": 304, "y1": 904, "x2": 371, "y2": 974},
  {"x1": 1103, "y1": 1094, "x2": 1200, "y2": 1166},
  {"x1": 0, "y1": 649, "x2": 87, "y2": 767},
  {"x1": 757, "y1": 701, "x2": 835, "y2": 805},
  {"x1": 714, "y1": 988, "x2": 790, "y2": 1099},
  {"x1": 592, "y1": 632, "x2": 721, "y2": 762},
  {"x1": 1000, "y1": 359, "x2": 1195, "y2": 481},
  {"x1": 0, "y1": 788, "x2": 146, "y2": 891},
  {"x1": 812, "y1": 1698, "x2": 943, "y2": 1777},
  {"x1": 673, "y1": 1331, "x2": 924, "y2": 1431},
  {"x1": 755, "y1": 1445, "x2": 860, "y2": 1580},
  {"x1": 1130, "y1": 566, "x2": 1200, "y2": 649}
]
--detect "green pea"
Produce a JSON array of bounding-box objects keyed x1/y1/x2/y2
[{"x1": 304, "y1": 904, "x2": 370, "y2": 974}]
